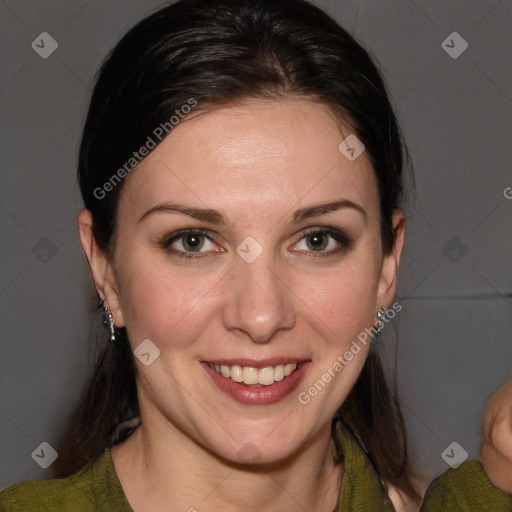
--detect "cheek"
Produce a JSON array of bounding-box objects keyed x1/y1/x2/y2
[
  {"x1": 295, "y1": 253, "x2": 381, "y2": 346},
  {"x1": 115, "y1": 252, "x2": 222, "y2": 350}
]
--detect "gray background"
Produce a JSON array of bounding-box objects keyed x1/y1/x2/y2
[{"x1": 1, "y1": 0, "x2": 511, "y2": 498}]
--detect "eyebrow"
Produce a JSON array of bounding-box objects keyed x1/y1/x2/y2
[{"x1": 138, "y1": 199, "x2": 366, "y2": 225}]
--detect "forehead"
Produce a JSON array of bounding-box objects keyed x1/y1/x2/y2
[{"x1": 120, "y1": 99, "x2": 378, "y2": 221}]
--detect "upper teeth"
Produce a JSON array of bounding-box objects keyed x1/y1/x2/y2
[{"x1": 208, "y1": 363, "x2": 298, "y2": 386}]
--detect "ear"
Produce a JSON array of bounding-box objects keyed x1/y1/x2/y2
[
  {"x1": 77, "y1": 208, "x2": 125, "y2": 327},
  {"x1": 376, "y1": 208, "x2": 406, "y2": 309}
]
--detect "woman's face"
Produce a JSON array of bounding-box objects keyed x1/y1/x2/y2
[{"x1": 92, "y1": 99, "x2": 404, "y2": 464}]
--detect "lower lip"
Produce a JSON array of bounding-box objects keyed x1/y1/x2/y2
[{"x1": 201, "y1": 362, "x2": 311, "y2": 405}]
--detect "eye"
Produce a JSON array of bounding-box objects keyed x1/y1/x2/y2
[
  {"x1": 161, "y1": 229, "x2": 220, "y2": 259},
  {"x1": 291, "y1": 227, "x2": 353, "y2": 257},
  {"x1": 161, "y1": 227, "x2": 353, "y2": 260}
]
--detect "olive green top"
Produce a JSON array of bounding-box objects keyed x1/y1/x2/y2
[
  {"x1": 1, "y1": 421, "x2": 510, "y2": 511},
  {"x1": 420, "y1": 457, "x2": 512, "y2": 511}
]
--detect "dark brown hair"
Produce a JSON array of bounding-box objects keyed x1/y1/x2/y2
[{"x1": 54, "y1": 0, "x2": 419, "y2": 502}]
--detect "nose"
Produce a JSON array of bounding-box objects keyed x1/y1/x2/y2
[{"x1": 221, "y1": 250, "x2": 296, "y2": 343}]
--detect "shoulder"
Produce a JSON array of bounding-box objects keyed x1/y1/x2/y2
[
  {"x1": 420, "y1": 459, "x2": 512, "y2": 511},
  {"x1": 334, "y1": 422, "x2": 396, "y2": 511},
  {"x1": 0, "y1": 466, "x2": 95, "y2": 511},
  {"x1": 0, "y1": 449, "x2": 132, "y2": 512}
]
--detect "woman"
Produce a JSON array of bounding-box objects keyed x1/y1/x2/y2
[{"x1": 1, "y1": 1, "x2": 510, "y2": 510}]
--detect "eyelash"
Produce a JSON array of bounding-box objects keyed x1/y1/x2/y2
[{"x1": 160, "y1": 228, "x2": 353, "y2": 260}]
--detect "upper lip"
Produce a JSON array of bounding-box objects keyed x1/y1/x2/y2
[{"x1": 203, "y1": 358, "x2": 310, "y2": 369}]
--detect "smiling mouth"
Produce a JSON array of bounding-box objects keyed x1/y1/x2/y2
[{"x1": 206, "y1": 362, "x2": 302, "y2": 386}]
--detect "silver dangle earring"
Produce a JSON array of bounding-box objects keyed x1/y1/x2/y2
[
  {"x1": 99, "y1": 298, "x2": 116, "y2": 342},
  {"x1": 374, "y1": 307, "x2": 388, "y2": 333}
]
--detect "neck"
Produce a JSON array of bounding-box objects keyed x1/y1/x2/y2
[{"x1": 112, "y1": 414, "x2": 344, "y2": 512}]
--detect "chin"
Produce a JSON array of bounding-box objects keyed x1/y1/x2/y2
[{"x1": 207, "y1": 429, "x2": 306, "y2": 468}]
